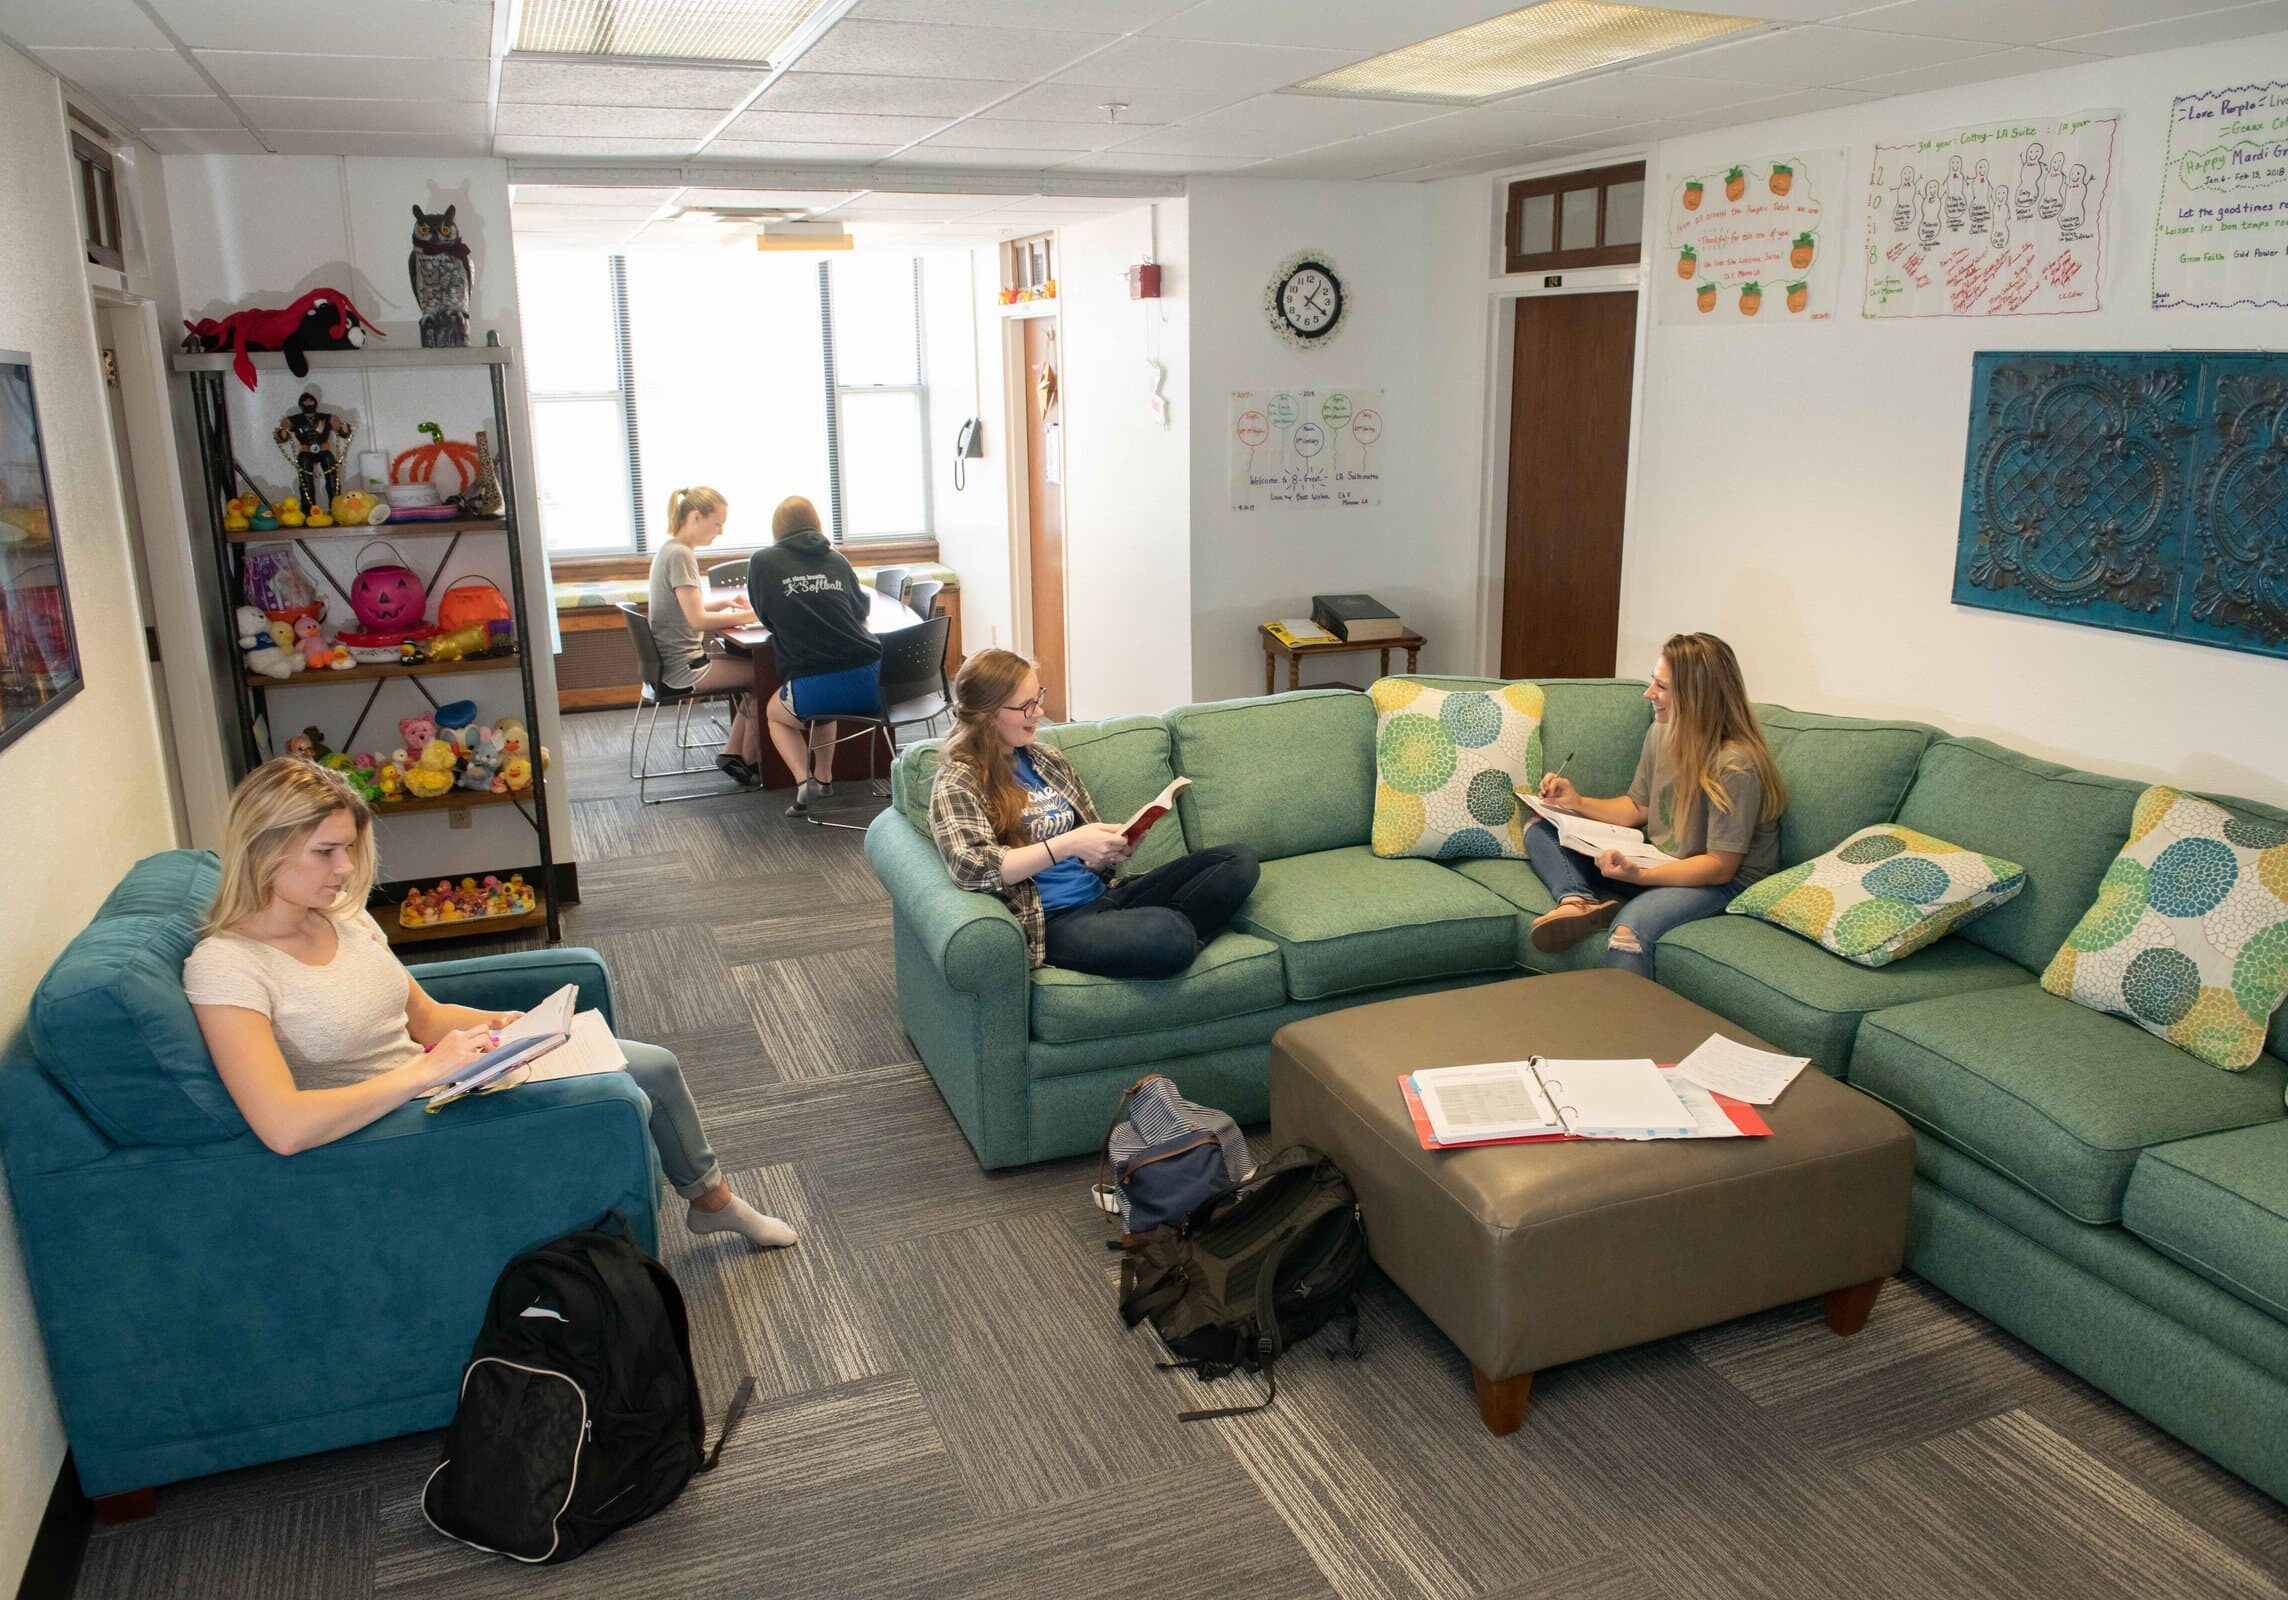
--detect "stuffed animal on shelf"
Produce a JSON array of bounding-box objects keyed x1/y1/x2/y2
[
  {"x1": 237, "y1": 604, "x2": 295, "y2": 679},
  {"x1": 409, "y1": 203, "x2": 475, "y2": 348},
  {"x1": 293, "y1": 615, "x2": 352, "y2": 670},
  {"x1": 181, "y1": 287, "x2": 384, "y2": 390},
  {"x1": 398, "y1": 713, "x2": 436, "y2": 760},
  {"x1": 285, "y1": 730, "x2": 316, "y2": 762},
  {"x1": 329, "y1": 488, "x2": 380, "y2": 527},
  {"x1": 466, "y1": 725, "x2": 508, "y2": 793},
  {"x1": 377, "y1": 761, "x2": 403, "y2": 801},
  {"x1": 434, "y1": 698, "x2": 478, "y2": 755},
  {"x1": 403, "y1": 741, "x2": 458, "y2": 799},
  {"x1": 302, "y1": 726, "x2": 338, "y2": 764},
  {"x1": 277, "y1": 497, "x2": 306, "y2": 530},
  {"x1": 500, "y1": 753, "x2": 533, "y2": 794}
]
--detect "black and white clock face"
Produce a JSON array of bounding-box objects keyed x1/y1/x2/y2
[{"x1": 1280, "y1": 265, "x2": 1340, "y2": 335}]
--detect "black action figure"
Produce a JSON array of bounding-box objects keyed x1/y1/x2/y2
[{"x1": 274, "y1": 390, "x2": 354, "y2": 512}]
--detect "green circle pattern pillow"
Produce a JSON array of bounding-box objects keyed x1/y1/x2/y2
[
  {"x1": 1726, "y1": 824, "x2": 2027, "y2": 968},
  {"x1": 1370, "y1": 678, "x2": 1543, "y2": 861},
  {"x1": 2042, "y1": 785, "x2": 2288, "y2": 1072}
]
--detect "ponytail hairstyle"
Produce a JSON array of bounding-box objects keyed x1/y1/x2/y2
[
  {"x1": 944, "y1": 648, "x2": 1036, "y2": 846},
  {"x1": 203, "y1": 759, "x2": 377, "y2": 936},
  {"x1": 1660, "y1": 632, "x2": 1787, "y2": 839},
  {"x1": 664, "y1": 485, "x2": 727, "y2": 542}
]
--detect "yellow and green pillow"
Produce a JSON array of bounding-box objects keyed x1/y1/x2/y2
[
  {"x1": 1727, "y1": 824, "x2": 2026, "y2": 968},
  {"x1": 2043, "y1": 786, "x2": 2288, "y2": 1071},
  {"x1": 1369, "y1": 678, "x2": 1543, "y2": 862}
]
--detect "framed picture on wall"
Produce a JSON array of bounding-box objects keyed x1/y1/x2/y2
[{"x1": 0, "y1": 352, "x2": 84, "y2": 754}]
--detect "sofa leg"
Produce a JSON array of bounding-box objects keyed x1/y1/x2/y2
[
  {"x1": 94, "y1": 1488, "x2": 156, "y2": 1524},
  {"x1": 1471, "y1": 1365, "x2": 1534, "y2": 1436},
  {"x1": 1824, "y1": 1276, "x2": 1885, "y2": 1336}
]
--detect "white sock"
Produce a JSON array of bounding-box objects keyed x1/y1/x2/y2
[{"x1": 686, "y1": 1195, "x2": 797, "y2": 1250}]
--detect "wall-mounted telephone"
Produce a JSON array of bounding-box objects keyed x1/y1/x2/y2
[{"x1": 953, "y1": 417, "x2": 983, "y2": 490}]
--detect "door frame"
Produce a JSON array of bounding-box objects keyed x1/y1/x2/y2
[
  {"x1": 1471, "y1": 153, "x2": 1656, "y2": 677},
  {"x1": 999, "y1": 299, "x2": 1067, "y2": 699}
]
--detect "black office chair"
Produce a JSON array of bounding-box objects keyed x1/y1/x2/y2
[
  {"x1": 618, "y1": 603, "x2": 744, "y2": 804},
  {"x1": 903, "y1": 578, "x2": 944, "y2": 619},
  {"x1": 793, "y1": 615, "x2": 952, "y2": 832},
  {"x1": 871, "y1": 565, "x2": 911, "y2": 600}
]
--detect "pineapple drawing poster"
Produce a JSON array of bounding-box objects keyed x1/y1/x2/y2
[
  {"x1": 1863, "y1": 112, "x2": 2118, "y2": 317},
  {"x1": 1658, "y1": 151, "x2": 1843, "y2": 325}
]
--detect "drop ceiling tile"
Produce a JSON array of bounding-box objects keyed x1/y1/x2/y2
[
  {"x1": 920, "y1": 119, "x2": 1127, "y2": 152},
  {"x1": 1653, "y1": 84, "x2": 1878, "y2": 133},
  {"x1": 886, "y1": 147, "x2": 1073, "y2": 169},
  {"x1": 265, "y1": 129, "x2": 488, "y2": 156},
  {"x1": 755, "y1": 70, "x2": 1022, "y2": 118},
  {"x1": 1235, "y1": 146, "x2": 1426, "y2": 179},
  {"x1": 239, "y1": 97, "x2": 489, "y2": 135},
  {"x1": 1624, "y1": 0, "x2": 1867, "y2": 17},
  {"x1": 1841, "y1": 0, "x2": 2228, "y2": 46},
  {"x1": 150, "y1": 0, "x2": 492, "y2": 58},
  {"x1": 111, "y1": 93, "x2": 243, "y2": 130},
  {"x1": 796, "y1": 20, "x2": 1115, "y2": 82},
  {"x1": 1836, "y1": 42, "x2": 2101, "y2": 92},
  {"x1": 674, "y1": 186, "x2": 862, "y2": 209},
  {"x1": 1173, "y1": 92, "x2": 1451, "y2": 141},
  {"x1": 499, "y1": 59, "x2": 765, "y2": 109},
  {"x1": 1650, "y1": 24, "x2": 2006, "y2": 84},
  {"x1": 704, "y1": 137, "x2": 908, "y2": 161},
  {"x1": 978, "y1": 80, "x2": 1233, "y2": 123},
  {"x1": 722, "y1": 109, "x2": 950, "y2": 144},
  {"x1": 138, "y1": 127, "x2": 267, "y2": 153},
  {"x1": 851, "y1": 0, "x2": 1194, "y2": 29},
  {"x1": 496, "y1": 133, "x2": 708, "y2": 157},
  {"x1": 511, "y1": 184, "x2": 684, "y2": 207},
  {"x1": 1050, "y1": 36, "x2": 1362, "y2": 96},
  {"x1": 0, "y1": 0, "x2": 171, "y2": 49},
  {"x1": 1051, "y1": 150, "x2": 1255, "y2": 173},
  {"x1": 30, "y1": 46, "x2": 207, "y2": 94},
  {"x1": 817, "y1": 189, "x2": 1025, "y2": 211},
  {"x1": 1507, "y1": 67, "x2": 1799, "y2": 120},
  {"x1": 195, "y1": 52, "x2": 489, "y2": 100},
  {"x1": 499, "y1": 104, "x2": 724, "y2": 139},
  {"x1": 1145, "y1": 0, "x2": 1532, "y2": 52},
  {"x1": 2052, "y1": 0, "x2": 2288, "y2": 54}
]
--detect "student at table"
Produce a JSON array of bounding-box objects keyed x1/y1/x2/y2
[
  {"x1": 1524, "y1": 632, "x2": 1786, "y2": 979},
  {"x1": 646, "y1": 485, "x2": 762, "y2": 784},
  {"x1": 747, "y1": 495, "x2": 883, "y2": 815}
]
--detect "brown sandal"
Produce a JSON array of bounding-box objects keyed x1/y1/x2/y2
[{"x1": 1529, "y1": 898, "x2": 1622, "y2": 954}]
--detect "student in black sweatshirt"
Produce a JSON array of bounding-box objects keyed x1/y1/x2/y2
[{"x1": 747, "y1": 495, "x2": 884, "y2": 813}]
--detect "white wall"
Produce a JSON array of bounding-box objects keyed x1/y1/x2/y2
[
  {"x1": 1186, "y1": 178, "x2": 1467, "y2": 703},
  {"x1": 0, "y1": 42, "x2": 184, "y2": 1591},
  {"x1": 164, "y1": 154, "x2": 576, "y2": 877},
  {"x1": 1422, "y1": 30, "x2": 2288, "y2": 802},
  {"x1": 1056, "y1": 199, "x2": 1193, "y2": 719},
  {"x1": 926, "y1": 246, "x2": 1011, "y2": 656}
]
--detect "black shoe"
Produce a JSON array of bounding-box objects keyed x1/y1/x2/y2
[
  {"x1": 784, "y1": 777, "x2": 821, "y2": 817},
  {"x1": 717, "y1": 754, "x2": 758, "y2": 787}
]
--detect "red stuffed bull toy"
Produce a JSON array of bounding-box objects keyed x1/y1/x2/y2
[{"x1": 182, "y1": 288, "x2": 383, "y2": 390}]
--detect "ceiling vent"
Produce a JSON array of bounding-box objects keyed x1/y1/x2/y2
[{"x1": 514, "y1": 0, "x2": 836, "y2": 67}]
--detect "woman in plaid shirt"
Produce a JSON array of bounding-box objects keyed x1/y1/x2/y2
[{"x1": 929, "y1": 650, "x2": 1257, "y2": 979}]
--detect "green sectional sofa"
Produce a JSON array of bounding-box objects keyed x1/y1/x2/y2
[{"x1": 866, "y1": 679, "x2": 2288, "y2": 1504}]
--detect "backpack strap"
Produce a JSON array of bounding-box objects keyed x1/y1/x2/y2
[
  {"x1": 1176, "y1": 1346, "x2": 1278, "y2": 1423},
  {"x1": 1117, "y1": 1262, "x2": 1188, "y2": 1329},
  {"x1": 700, "y1": 1375, "x2": 757, "y2": 1472}
]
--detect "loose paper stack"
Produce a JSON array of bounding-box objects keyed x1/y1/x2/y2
[
  {"x1": 1673, "y1": 1035, "x2": 1810, "y2": 1105},
  {"x1": 1400, "y1": 1058, "x2": 1770, "y2": 1149}
]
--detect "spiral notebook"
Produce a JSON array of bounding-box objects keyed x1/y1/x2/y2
[{"x1": 1401, "y1": 1058, "x2": 1769, "y2": 1147}]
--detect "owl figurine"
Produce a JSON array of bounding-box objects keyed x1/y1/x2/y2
[{"x1": 408, "y1": 203, "x2": 474, "y2": 348}]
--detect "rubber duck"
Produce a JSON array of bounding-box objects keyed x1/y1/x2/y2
[
  {"x1": 277, "y1": 496, "x2": 305, "y2": 529},
  {"x1": 222, "y1": 496, "x2": 251, "y2": 533},
  {"x1": 249, "y1": 504, "x2": 279, "y2": 531},
  {"x1": 306, "y1": 505, "x2": 335, "y2": 529}
]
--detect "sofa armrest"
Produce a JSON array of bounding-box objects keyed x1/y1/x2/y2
[
  {"x1": 865, "y1": 809, "x2": 1029, "y2": 994},
  {"x1": 407, "y1": 945, "x2": 618, "y2": 1032},
  {"x1": 14, "y1": 1071, "x2": 658, "y2": 1496}
]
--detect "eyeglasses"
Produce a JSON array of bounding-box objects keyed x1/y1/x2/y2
[{"x1": 1001, "y1": 691, "x2": 1049, "y2": 716}]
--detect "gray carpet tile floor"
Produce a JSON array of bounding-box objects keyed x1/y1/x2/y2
[{"x1": 72, "y1": 707, "x2": 2288, "y2": 1600}]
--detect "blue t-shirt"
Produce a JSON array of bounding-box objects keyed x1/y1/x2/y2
[{"x1": 1016, "y1": 749, "x2": 1106, "y2": 913}]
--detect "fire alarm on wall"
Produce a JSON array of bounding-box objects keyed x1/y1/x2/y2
[{"x1": 1127, "y1": 262, "x2": 1161, "y2": 299}]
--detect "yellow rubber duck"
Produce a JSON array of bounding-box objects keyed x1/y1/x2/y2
[
  {"x1": 307, "y1": 505, "x2": 335, "y2": 529},
  {"x1": 277, "y1": 496, "x2": 306, "y2": 529},
  {"x1": 222, "y1": 495, "x2": 251, "y2": 533}
]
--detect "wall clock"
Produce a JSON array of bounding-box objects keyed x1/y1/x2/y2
[{"x1": 1265, "y1": 250, "x2": 1344, "y2": 348}]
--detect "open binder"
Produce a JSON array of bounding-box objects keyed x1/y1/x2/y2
[{"x1": 1400, "y1": 1058, "x2": 1770, "y2": 1148}]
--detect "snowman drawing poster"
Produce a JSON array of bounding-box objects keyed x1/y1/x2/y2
[{"x1": 1863, "y1": 111, "x2": 2119, "y2": 317}]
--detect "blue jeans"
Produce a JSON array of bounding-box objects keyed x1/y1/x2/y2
[
  {"x1": 1043, "y1": 844, "x2": 1260, "y2": 981},
  {"x1": 620, "y1": 1040, "x2": 724, "y2": 1201},
  {"x1": 1523, "y1": 820, "x2": 1744, "y2": 982}
]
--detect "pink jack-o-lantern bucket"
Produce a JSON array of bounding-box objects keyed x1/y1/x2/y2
[{"x1": 349, "y1": 541, "x2": 427, "y2": 632}]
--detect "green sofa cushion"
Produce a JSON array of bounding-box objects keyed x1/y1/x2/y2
[
  {"x1": 1536, "y1": 679, "x2": 1654, "y2": 801},
  {"x1": 2123, "y1": 1120, "x2": 2288, "y2": 1324},
  {"x1": 1656, "y1": 914, "x2": 2033, "y2": 1075},
  {"x1": 1894, "y1": 738, "x2": 2140, "y2": 973},
  {"x1": 1754, "y1": 705, "x2": 1941, "y2": 864},
  {"x1": 1236, "y1": 846, "x2": 1519, "y2": 1000},
  {"x1": 1029, "y1": 931, "x2": 1286, "y2": 1048},
  {"x1": 890, "y1": 716, "x2": 1189, "y2": 872},
  {"x1": 1168, "y1": 691, "x2": 1374, "y2": 861},
  {"x1": 1449, "y1": 857, "x2": 1608, "y2": 972},
  {"x1": 1851, "y1": 985, "x2": 2288, "y2": 1223}
]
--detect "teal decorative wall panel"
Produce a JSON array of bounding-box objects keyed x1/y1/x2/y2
[{"x1": 1955, "y1": 351, "x2": 2288, "y2": 659}]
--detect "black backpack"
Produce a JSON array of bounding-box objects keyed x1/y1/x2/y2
[
  {"x1": 422, "y1": 1219, "x2": 753, "y2": 1564},
  {"x1": 1117, "y1": 1147, "x2": 1368, "y2": 1421}
]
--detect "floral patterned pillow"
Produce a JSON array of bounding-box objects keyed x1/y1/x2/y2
[
  {"x1": 1369, "y1": 679, "x2": 1544, "y2": 861},
  {"x1": 2043, "y1": 786, "x2": 2288, "y2": 1071},
  {"x1": 1727, "y1": 824, "x2": 2027, "y2": 968}
]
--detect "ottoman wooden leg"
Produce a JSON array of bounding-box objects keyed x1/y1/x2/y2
[
  {"x1": 95, "y1": 1487, "x2": 156, "y2": 1523},
  {"x1": 1824, "y1": 1276, "x2": 1885, "y2": 1336},
  {"x1": 1471, "y1": 1366, "x2": 1535, "y2": 1436}
]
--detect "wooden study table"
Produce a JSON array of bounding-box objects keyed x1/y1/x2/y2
[
  {"x1": 1259, "y1": 623, "x2": 1426, "y2": 694},
  {"x1": 723, "y1": 587, "x2": 919, "y2": 790}
]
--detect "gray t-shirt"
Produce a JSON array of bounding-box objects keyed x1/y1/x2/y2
[
  {"x1": 1626, "y1": 728, "x2": 1781, "y2": 884},
  {"x1": 647, "y1": 540, "x2": 706, "y2": 690}
]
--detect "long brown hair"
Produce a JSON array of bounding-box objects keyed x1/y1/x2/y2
[
  {"x1": 944, "y1": 648, "x2": 1036, "y2": 845},
  {"x1": 1660, "y1": 632, "x2": 1787, "y2": 839},
  {"x1": 204, "y1": 759, "x2": 376, "y2": 936}
]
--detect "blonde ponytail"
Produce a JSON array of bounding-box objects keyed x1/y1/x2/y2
[{"x1": 666, "y1": 484, "x2": 727, "y2": 541}]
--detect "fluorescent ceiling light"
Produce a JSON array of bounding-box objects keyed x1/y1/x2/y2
[
  {"x1": 1288, "y1": 1, "x2": 1764, "y2": 105},
  {"x1": 757, "y1": 220, "x2": 850, "y2": 251},
  {"x1": 515, "y1": 0, "x2": 831, "y2": 66}
]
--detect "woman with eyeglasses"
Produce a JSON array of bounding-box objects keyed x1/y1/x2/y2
[{"x1": 928, "y1": 649, "x2": 1258, "y2": 980}]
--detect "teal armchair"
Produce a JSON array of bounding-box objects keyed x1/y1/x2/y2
[{"x1": 0, "y1": 852, "x2": 661, "y2": 1504}]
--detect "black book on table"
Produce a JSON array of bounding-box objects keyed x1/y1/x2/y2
[{"x1": 1310, "y1": 592, "x2": 1405, "y2": 642}]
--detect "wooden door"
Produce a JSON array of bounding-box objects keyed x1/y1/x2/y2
[
  {"x1": 1022, "y1": 316, "x2": 1068, "y2": 720},
  {"x1": 1500, "y1": 291, "x2": 1638, "y2": 679}
]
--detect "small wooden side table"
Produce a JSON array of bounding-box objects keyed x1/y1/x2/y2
[{"x1": 1259, "y1": 624, "x2": 1426, "y2": 694}]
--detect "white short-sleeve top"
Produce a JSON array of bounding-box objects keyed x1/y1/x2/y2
[{"x1": 182, "y1": 910, "x2": 421, "y2": 1090}]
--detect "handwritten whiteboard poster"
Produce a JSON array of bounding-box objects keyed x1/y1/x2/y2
[
  {"x1": 1864, "y1": 112, "x2": 2118, "y2": 317},
  {"x1": 2153, "y1": 79, "x2": 2288, "y2": 310},
  {"x1": 1657, "y1": 150, "x2": 1844, "y2": 324},
  {"x1": 1230, "y1": 388, "x2": 1383, "y2": 512}
]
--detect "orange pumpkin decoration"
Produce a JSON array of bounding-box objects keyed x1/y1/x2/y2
[
  {"x1": 1769, "y1": 164, "x2": 1794, "y2": 196},
  {"x1": 1676, "y1": 246, "x2": 1696, "y2": 280},
  {"x1": 1724, "y1": 166, "x2": 1746, "y2": 201},
  {"x1": 1683, "y1": 181, "x2": 1704, "y2": 211},
  {"x1": 1789, "y1": 232, "x2": 1816, "y2": 269}
]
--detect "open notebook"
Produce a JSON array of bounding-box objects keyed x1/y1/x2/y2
[
  {"x1": 423, "y1": 985, "x2": 627, "y2": 1112},
  {"x1": 1400, "y1": 1058, "x2": 1771, "y2": 1147},
  {"x1": 1517, "y1": 793, "x2": 1676, "y2": 870}
]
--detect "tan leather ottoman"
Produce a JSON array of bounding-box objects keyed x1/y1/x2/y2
[{"x1": 1267, "y1": 969, "x2": 1914, "y2": 1435}]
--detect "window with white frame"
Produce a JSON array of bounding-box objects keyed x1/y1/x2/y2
[
  {"x1": 826, "y1": 253, "x2": 929, "y2": 542},
  {"x1": 518, "y1": 251, "x2": 642, "y2": 557}
]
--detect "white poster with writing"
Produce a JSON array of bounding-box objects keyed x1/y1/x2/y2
[
  {"x1": 1864, "y1": 112, "x2": 2118, "y2": 317},
  {"x1": 1230, "y1": 388, "x2": 1383, "y2": 512},
  {"x1": 1657, "y1": 151, "x2": 1844, "y2": 324},
  {"x1": 2153, "y1": 79, "x2": 2288, "y2": 310}
]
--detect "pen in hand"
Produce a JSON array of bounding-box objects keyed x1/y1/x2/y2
[{"x1": 1538, "y1": 750, "x2": 1577, "y2": 804}]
